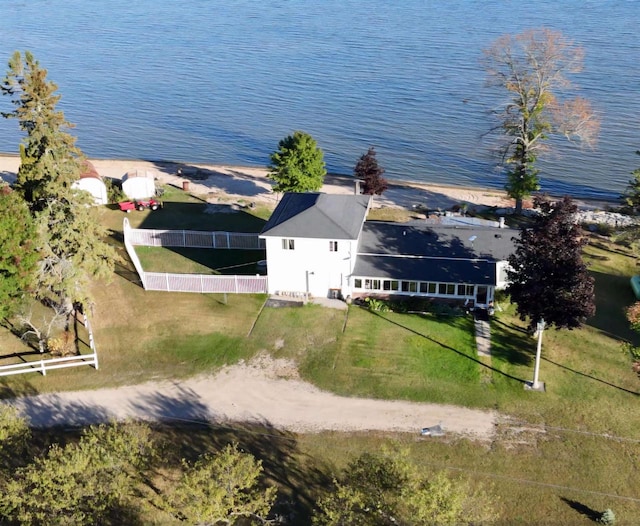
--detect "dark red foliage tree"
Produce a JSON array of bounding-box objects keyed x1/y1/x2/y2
[
  {"x1": 355, "y1": 147, "x2": 388, "y2": 195},
  {"x1": 506, "y1": 196, "x2": 595, "y2": 330}
]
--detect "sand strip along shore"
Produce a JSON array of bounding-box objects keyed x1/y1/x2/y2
[{"x1": 0, "y1": 154, "x2": 616, "y2": 212}]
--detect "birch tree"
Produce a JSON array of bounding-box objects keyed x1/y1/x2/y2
[{"x1": 484, "y1": 29, "x2": 600, "y2": 213}]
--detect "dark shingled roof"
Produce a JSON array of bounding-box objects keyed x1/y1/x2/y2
[
  {"x1": 358, "y1": 221, "x2": 518, "y2": 261},
  {"x1": 353, "y1": 221, "x2": 518, "y2": 285},
  {"x1": 260, "y1": 193, "x2": 371, "y2": 240},
  {"x1": 353, "y1": 255, "x2": 497, "y2": 285}
]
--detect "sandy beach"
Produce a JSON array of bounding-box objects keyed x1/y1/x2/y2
[
  {"x1": 0, "y1": 153, "x2": 521, "y2": 212},
  {"x1": 0, "y1": 153, "x2": 619, "y2": 217}
]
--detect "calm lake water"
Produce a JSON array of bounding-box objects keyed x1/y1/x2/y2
[{"x1": 1, "y1": 0, "x2": 639, "y2": 199}]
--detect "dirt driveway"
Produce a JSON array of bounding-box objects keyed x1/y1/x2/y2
[{"x1": 7, "y1": 356, "x2": 497, "y2": 440}]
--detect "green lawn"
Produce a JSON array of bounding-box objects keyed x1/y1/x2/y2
[
  {"x1": 2, "y1": 196, "x2": 640, "y2": 524},
  {"x1": 136, "y1": 246, "x2": 266, "y2": 275}
]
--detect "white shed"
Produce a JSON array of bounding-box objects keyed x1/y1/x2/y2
[
  {"x1": 72, "y1": 161, "x2": 108, "y2": 205},
  {"x1": 122, "y1": 170, "x2": 156, "y2": 199}
]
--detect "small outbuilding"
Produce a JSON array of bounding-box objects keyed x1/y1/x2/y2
[
  {"x1": 122, "y1": 170, "x2": 157, "y2": 199},
  {"x1": 72, "y1": 161, "x2": 108, "y2": 205}
]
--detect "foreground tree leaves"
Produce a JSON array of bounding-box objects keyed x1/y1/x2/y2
[
  {"x1": 167, "y1": 442, "x2": 277, "y2": 525},
  {"x1": 313, "y1": 449, "x2": 499, "y2": 525},
  {"x1": 0, "y1": 422, "x2": 154, "y2": 526}
]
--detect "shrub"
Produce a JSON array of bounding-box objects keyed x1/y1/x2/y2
[
  {"x1": 364, "y1": 298, "x2": 390, "y2": 313},
  {"x1": 598, "y1": 508, "x2": 616, "y2": 525},
  {"x1": 104, "y1": 178, "x2": 125, "y2": 204},
  {"x1": 47, "y1": 331, "x2": 75, "y2": 357}
]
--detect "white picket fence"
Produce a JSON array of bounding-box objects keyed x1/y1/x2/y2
[
  {"x1": 144, "y1": 273, "x2": 268, "y2": 293},
  {"x1": 122, "y1": 218, "x2": 268, "y2": 294}
]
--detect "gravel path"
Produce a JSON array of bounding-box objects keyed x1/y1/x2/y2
[{"x1": 6, "y1": 357, "x2": 497, "y2": 440}]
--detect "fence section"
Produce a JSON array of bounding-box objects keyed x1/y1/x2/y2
[
  {"x1": 144, "y1": 273, "x2": 268, "y2": 293},
  {"x1": 123, "y1": 218, "x2": 147, "y2": 289},
  {"x1": 0, "y1": 354, "x2": 99, "y2": 377},
  {"x1": 122, "y1": 219, "x2": 268, "y2": 294},
  {"x1": 127, "y1": 228, "x2": 265, "y2": 249}
]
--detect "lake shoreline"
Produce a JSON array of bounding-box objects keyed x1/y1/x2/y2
[{"x1": 0, "y1": 152, "x2": 620, "y2": 212}]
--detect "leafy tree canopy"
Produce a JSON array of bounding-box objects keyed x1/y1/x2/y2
[
  {"x1": 313, "y1": 449, "x2": 499, "y2": 525},
  {"x1": 0, "y1": 421, "x2": 154, "y2": 525},
  {"x1": 484, "y1": 29, "x2": 599, "y2": 213},
  {"x1": 354, "y1": 147, "x2": 388, "y2": 196},
  {"x1": 506, "y1": 196, "x2": 595, "y2": 330},
  {"x1": 0, "y1": 185, "x2": 39, "y2": 319},
  {"x1": 269, "y1": 130, "x2": 326, "y2": 193},
  {"x1": 167, "y1": 442, "x2": 277, "y2": 525}
]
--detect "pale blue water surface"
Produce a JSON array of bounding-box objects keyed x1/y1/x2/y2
[{"x1": 1, "y1": 0, "x2": 638, "y2": 199}]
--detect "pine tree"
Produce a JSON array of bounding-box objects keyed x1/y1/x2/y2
[
  {"x1": 269, "y1": 130, "x2": 326, "y2": 193},
  {"x1": 0, "y1": 184, "x2": 39, "y2": 319},
  {"x1": 506, "y1": 196, "x2": 595, "y2": 330},
  {"x1": 1, "y1": 51, "x2": 118, "y2": 314},
  {"x1": 354, "y1": 147, "x2": 388, "y2": 195}
]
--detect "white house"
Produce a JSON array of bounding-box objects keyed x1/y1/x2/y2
[
  {"x1": 72, "y1": 161, "x2": 108, "y2": 205},
  {"x1": 259, "y1": 193, "x2": 372, "y2": 298},
  {"x1": 122, "y1": 170, "x2": 157, "y2": 199},
  {"x1": 260, "y1": 192, "x2": 516, "y2": 307}
]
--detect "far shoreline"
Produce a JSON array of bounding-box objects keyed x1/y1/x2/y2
[{"x1": 0, "y1": 151, "x2": 620, "y2": 210}]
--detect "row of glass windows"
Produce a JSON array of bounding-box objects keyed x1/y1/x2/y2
[{"x1": 353, "y1": 278, "x2": 475, "y2": 297}]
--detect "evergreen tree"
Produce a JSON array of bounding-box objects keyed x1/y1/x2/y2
[
  {"x1": 1, "y1": 51, "x2": 117, "y2": 314},
  {"x1": 269, "y1": 130, "x2": 326, "y2": 193},
  {"x1": 354, "y1": 147, "x2": 388, "y2": 195},
  {"x1": 0, "y1": 184, "x2": 39, "y2": 319},
  {"x1": 506, "y1": 196, "x2": 595, "y2": 330}
]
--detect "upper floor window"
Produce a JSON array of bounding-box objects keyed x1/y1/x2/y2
[
  {"x1": 329, "y1": 241, "x2": 338, "y2": 252},
  {"x1": 282, "y1": 238, "x2": 295, "y2": 250}
]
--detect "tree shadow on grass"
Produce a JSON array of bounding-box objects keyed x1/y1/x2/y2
[
  {"x1": 369, "y1": 309, "x2": 527, "y2": 385},
  {"x1": 588, "y1": 270, "x2": 640, "y2": 345},
  {"x1": 491, "y1": 318, "x2": 533, "y2": 366},
  {"x1": 150, "y1": 422, "x2": 330, "y2": 523},
  {"x1": 560, "y1": 497, "x2": 601, "y2": 522}
]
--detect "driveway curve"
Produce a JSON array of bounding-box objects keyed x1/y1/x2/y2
[{"x1": 6, "y1": 357, "x2": 497, "y2": 440}]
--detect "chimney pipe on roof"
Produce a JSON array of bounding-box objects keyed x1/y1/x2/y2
[
  {"x1": 498, "y1": 217, "x2": 505, "y2": 229},
  {"x1": 355, "y1": 180, "x2": 361, "y2": 195}
]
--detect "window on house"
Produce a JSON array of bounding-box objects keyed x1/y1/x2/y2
[
  {"x1": 354, "y1": 279, "x2": 362, "y2": 288},
  {"x1": 457, "y1": 284, "x2": 474, "y2": 296},
  {"x1": 427, "y1": 283, "x2": 436, "y2": 294},
  {"x1": 329, "y1": 241, "x2": 338, "y2": 252},
  {"x1": 438, "y1": 283, "x2": 447, "y2": 295},
  {"x1": 365, "y1": 279, "x2": 381, "y2": 290},
  {"x1": 383, "y1": 280, "x2": 399, "y2": 291},
  {"x1": 446, "y1": 284, "x2": 456, "y2": 295},
  {"x1": 282, "y1": 238, "x2": 295, "y2": 250},
  {"x1": 402, "y1": 281, "x2": 417, "y2": 292}
]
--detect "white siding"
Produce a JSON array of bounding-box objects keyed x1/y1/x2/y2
[
  {"x1": 496, "y1": 261, "x2": 510, "y2": 289},
  {"x1": 263, "y1": 236, "x2": 356, "y2": 297}
]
